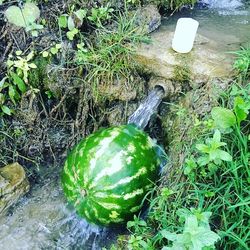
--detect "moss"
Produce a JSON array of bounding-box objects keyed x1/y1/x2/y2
[
  {"x1": 172, "y1": 51, "x2": 193, "y2": 83},
  {"x1": 173, "y1": 65, "x2": 191, "y2": 82},
  {"x1": 28, "y1": 56, "x2": 49, "y2": 88}
]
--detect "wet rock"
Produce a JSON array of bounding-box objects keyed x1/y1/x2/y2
[
  {"x1": 107, "y1": 103, "x2": 138, "y2": 126},
  {"x1": 133, "y1": 4, "x2": 161, "y2": 34},
  {"x1": 0, "y1": 163, "x2": 30, "y2": 215},
  {"x1": 98, "y1": 76, "x2": 145, "y2": 102},
  {"x1": 135, "y1": 30, "x2": 234, "y2": 87},
  {"x1": 148, "y1": 77, "x2": 182, "y2": 99}
]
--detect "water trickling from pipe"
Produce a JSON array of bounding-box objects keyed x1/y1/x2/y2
[{"x1": 128, "y1": 86, "x2": 165, "y2": 129}]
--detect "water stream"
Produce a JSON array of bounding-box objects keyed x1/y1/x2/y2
[
  {"x1": 0, "y1": 1, "x2": 249, "y2": 250},
  {"x1": 128, "y1": 86, "x2": 165, "y2": 129}
]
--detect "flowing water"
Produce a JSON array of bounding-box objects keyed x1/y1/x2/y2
[
  {"x1": 0, "y1": 1, "x2": 249, "y2": 250},
  {"x1": 128, "y1": 86, "x2": 165, "y2": 129},
  {"x1": 164, "y1": 0, "x2": 250, "y2": 50}
]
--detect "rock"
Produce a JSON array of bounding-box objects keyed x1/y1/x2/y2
[
  {"x1": 98, "y1": 76, "x2": 145, "y2": 102},
  {"x1": 107, "y1": 103, "x2": 138, "y2": 126},
  {"x1": 135, "y1": 30, "x2": 234, "y2": 87},
  {"x1": 148, "y1": 77, "x2": 182, "y2": 99},
  {"x1": 133, "y1": 4, "x2": 161, "y2": 34},
  {"x1": 0, "y1": 163, "x2": 30, "y2": 215}
]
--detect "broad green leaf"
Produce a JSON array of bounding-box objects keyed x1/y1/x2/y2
[
  {"x1": 50, "y1": 47, "x2": 58, "y2": 55},
  {"x1": 211, "y1": 107, "x2": 236, "y2": 129},
  {"x1": 0, "y1": 93, "x2": 5, "y2": 104},
  {"x1": 67, "y1": 16, "x2": 75, "y2": 30},
  {"x1": 58, "y1": 15, "x2": 68, "y2": 28},
  {"x1": 196, "y1": 144, "x2": 209, "y2": 153},
  {"x1": 197, "y1": 156, "x2": 210, "y2": 166},
  {"x1": 42, "y1": 51, "x2": 49, "y2": 57},
  {"x1": 22, "y1": 3, "x2": 40, "y2": 25},
  {"x1": 214, "y1": 149, "x2": 232, "y2": 162},
  {"x1": 29, "y1": 63, "x2": 37, "y2": 69},
  {"x1": 184, "y1": 215, "x2": 199, "y2": 233},
  {"x1": 15, "y1": 50, "x2": 22, "y2": 56},
  {"x1": 5, "y1": 3, "x2": 40, "y2": 27},
  {"x1": 11, "y1": 72, "x2": 26, "y2": 93},
  {"x1": 5, "y1": 6, "x2": 26, "y2": 27},
  {"x1": 26, "y1": 51, "x2": 34, "y2": 61},
  {"x1": 0, "y1": 77, "x2": 7, "y2": 90},
  {"x1": 161, "y1": 230, "x2": 178, "y2": 241},
  {"x1": 196, "y1": 230, "x2": 220, "y2": 247},
  {"x1": 234, "y1": 96, "x2": 248, "y2": 124},
  {"x1": 1, "y1": 105, "x2": 12, "y2": 115},
  {"x1": 212, "y1": 129, "x2": 221, "y2": 143},
  {"x1": 55, "y1": 44, "x2": 62, "y2": 49},
  {"x1": 8, "y1": 85, "x2": 16, "y2": 104},
  {"x1": 74, "y1": 9, "x2": 87, "y2": 22}
]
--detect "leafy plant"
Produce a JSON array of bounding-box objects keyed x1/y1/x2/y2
[
  {"x1": 5, "y1": 2, "x2": 43, "y2": 36},
  {"x1": 42, "y1": 43, "x2": 62, "y2": 57},
  {"x1": 58, "y1": 7, "x2": 87, "y2": 40},
  {"x1": 231, "y1": 46, "x2": 250, "y2": 79},
  {"x1": 87, "y1": 5, "x2": 114, "y2": 27},
  {"x1": 0, "y1": 73, "x2": 26, "y2": 115},
  {"x1": 196, "y1": 129, "x2": 232, "y2": 167},
  {"x1": 7, "y1": 51, "x2": 37, "y2": 83},
  {"x1": 161, "y1": 210, "x2": 220, "y2": 250}
]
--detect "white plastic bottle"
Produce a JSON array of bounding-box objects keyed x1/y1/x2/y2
[{"x1": 172, "y1": 18, "x2": 199, "y2": 53}]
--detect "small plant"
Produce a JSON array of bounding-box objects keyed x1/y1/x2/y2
[
  {"x1": 5, "y1": 2, "x2": 43, "y2": 36},
  {"x1": 231, "y1": 46, "x2": 250, "y2": 79},
  {"x1": 7, "y1": 51, "x2": 37, "y2": 83},
  {"x1": 161, "y1": 210, "x2": 220, "y2": 250},
  {"x1": 0, "y1": 73, "x2": 26, "y2": 115},
  {"x1": 41, "y1": 43, "x2": 62, "y2": 57},
  {"x1": 195, "y1": 129, "x2": 232, "y2": 168},
  {"x1": 87, "y1": 5, "x2": 114, "y2": 27},
  {"x1": 58, "y1": 7, "x2": 87, "y2": 40}
]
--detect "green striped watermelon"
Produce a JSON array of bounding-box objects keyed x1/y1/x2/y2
[{"x1": 61, "y1": 124, "x2": 160, "y2": 226}]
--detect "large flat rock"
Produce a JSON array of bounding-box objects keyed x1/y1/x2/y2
[{"x1": 135, "y1": 30, "x2": 234, "y2": 85}]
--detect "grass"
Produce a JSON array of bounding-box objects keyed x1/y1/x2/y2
[{"x1": 75, "y1": 11, "x2": 148, "y2": 101}]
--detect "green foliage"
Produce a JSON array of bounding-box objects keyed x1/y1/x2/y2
[
  {"x1": 0, "y1": 51, "x2": 40, "y2": 116},
  {"x1": 75, "y1": 12, "x2": 147, "y2": 98},
  {"x1": 58, "y1": 7, "x2": 87, "y2": 40},
  {"x1": 7, "y1": 51, "x2": 37, "y2": 83},
  {"x1": 231, "y1": 46, "x2": 250, "y2": 79},
  {"x1": 5, "y1": 3, "x2": 43, "y2": 37},
  {"x1": 58, "y1": 4, "x2": 113, "y2": 40},
  {"x1": 195, "y1": 129, "x2": 232, "y2": 167},
  {"x1": 183, "y1": 84, "x2": 250, "y2": 248},
  {"x1": 161, "y1": 211, "x2": 220, "y2": 250},
  {"x1": 142, "y1": 0, "x2": 197, "y2": 9},
  {"x1": 0, "y1": 73, "x2": 26, "y2": 115},
  {"x1": 87, "y1": 5, "x2": 114, "y2": 27}
]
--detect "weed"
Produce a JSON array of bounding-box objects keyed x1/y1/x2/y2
[
  {"x1": 7, "y1": 51, "x2": 37, "y2": 84},
  {"x1": 5, "y1": 2, "x2": 43, "y2": 36},
  {"x1": 87, "y1": 5, "x2": 114, "y2": 28},
  {"x1": 161, "y1": 210, "x2": 220, "y2": 250},
  {"x1": 75, "y1": 11, "x2": 147, "y2": 100},
  {"x1": 230, "y1": 46, "x2": 250, "y2": 80}
]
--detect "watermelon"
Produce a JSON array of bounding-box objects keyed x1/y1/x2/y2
[{"x1": 61, "y1": 124, "x2": 161, "y2": 226}]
